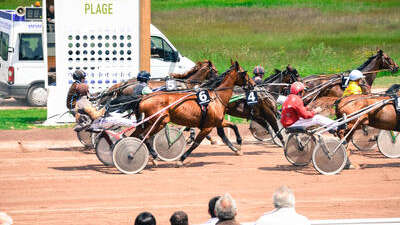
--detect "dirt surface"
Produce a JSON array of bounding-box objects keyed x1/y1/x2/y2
[{"x1": 1, "y1": 125, "x2": 400, "y2": 225}]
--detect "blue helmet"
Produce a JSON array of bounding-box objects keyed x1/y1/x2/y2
[{"x1": 137, "y1": 70, "x2": 151, "y2": 82}]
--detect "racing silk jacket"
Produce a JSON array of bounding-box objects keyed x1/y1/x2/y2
[
  {"x1": 66, "y1": 82, "x2": 89, "y2": 110},
  {"x1": 342, "y1": 81, "x2": 362, "y2": 97},
  {"x1": 281, "y1": 94, "x2": 314, "y2": 127}
]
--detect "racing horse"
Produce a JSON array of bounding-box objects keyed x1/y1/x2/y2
[
  {"x1": 303, "y1": 49, "x2": 399, "y2": 103},
  {"x1": 335, "y1": 88, "x2": 400, "y2": 169},
  {"x1": 306, "y1": 50, "x2": 399, "y2": 115},
  {"x1": 93, "y1": 60, "x2": 218, "y2": 105},
  {"x1": 131, "y1": 61, "x2": 255, "y2": 165},
  {"x1": 214, "y1": 65, "x2": 301, "y2": 147}
]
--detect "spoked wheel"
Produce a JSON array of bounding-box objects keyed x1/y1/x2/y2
[
  {"x1": 113, "y1": 137, "x2": 149, "y2": 174},
  {"x1": 77, "y1": 130, "x2": 93, "y2": 148},
  {"x1": 249, "y1": 120, "x2": 272, "y2": 142},
  {"x1": 95, "y1": 131, "x2": 119, "y2": 166},
  {"x1": 153, "y1": 126, "x2": 186, "y2": 161},
  {"x1": 284, "y1": 133, "x2": 315, "y2": 166},
  {"x1": 270, "y1": 121, "x2": 287, "y2": 147},
  {"x1": 351, "y1": 126, "x2": 379, "y2": 151},
  {"x1": 377, "y1": 130, "x2": 400, "y2": 158},
  {"x1": 312, "y1": 137, "x2": 347, "y2": 175}
]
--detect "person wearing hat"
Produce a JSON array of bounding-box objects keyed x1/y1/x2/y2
[
  {"x1": 253, "y1": 65, "x2": 265, "y2": 85},
  {"x1": 342, "y1": 70, "x2": 364, "y2": 97},
  {"x1": 66, "y1": 69, "x2": 105, "y2": 121},
  {"x1": 281, "y1": 82, "x2": 337, "y2": 131}
]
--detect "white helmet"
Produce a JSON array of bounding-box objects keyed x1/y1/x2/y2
[{"x1": 349, "y1": 70, "x2": 364, "y2": 81}]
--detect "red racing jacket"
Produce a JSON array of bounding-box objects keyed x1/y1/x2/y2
[{"x1": 280, "y1": 94, "x2": 314, "y2": 127}]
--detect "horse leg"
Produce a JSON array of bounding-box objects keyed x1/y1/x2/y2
[
  {"x1": 221, "y1": 119, "x2": 242, "y2": 145},
  {"x1": 260, "y1": 107, "x2": 285, "y2": 145},
  {"x1": 216, "y1": 127, "x2": 241, "y2": 155},
  {"x1": 205, "y1": 134, "x2": 217, "y2": 145},
  {"x1": 178, "y1": 127, "x2": 213, "y2": 166}
]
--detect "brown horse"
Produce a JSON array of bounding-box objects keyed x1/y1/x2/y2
[
  {"x1": 214, "y1": 65, "x2": 301, "y2": 146},
  {"x1": 131, "y1": 61, "x2": 255, "y2": 165},
  {"x1": 303, "y1": 49, "x2": 399, "y2": 102},
  {"x1": 335, "y1": 92, "x2": 400, "y2": 168},
  {"x1": 94, "y1": 60, "x2": 218, "y2": 105}
]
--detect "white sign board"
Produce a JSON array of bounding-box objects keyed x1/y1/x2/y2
[{"x1": 46, "y1": 0, "x2": 140, "y2": 123}]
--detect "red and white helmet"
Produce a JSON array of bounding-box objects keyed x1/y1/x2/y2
[{"x1": 290, "y1": 82, "x2": 305, "y2": 95}]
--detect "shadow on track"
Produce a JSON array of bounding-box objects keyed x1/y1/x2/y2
[{"x1": 48, "y1": 146, "x2": 94, "y2": 155}]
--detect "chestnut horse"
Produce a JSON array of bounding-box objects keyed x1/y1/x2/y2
[
  {"x1": 131, "y1": 61, "x2": 255, "y2": 165},
  {"x1": 303, "y1": 49, "x2": 399, "y2": 103},
  {"x1": 335, "y1": 91, "x2": 400, "y2": 168},
  {"x1": 94, "y1": 60, "x2": 218, "y2": 105}
]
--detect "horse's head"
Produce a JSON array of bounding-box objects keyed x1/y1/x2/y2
[
  {"x1": 377, "y1": 50, "x2": 399, "y2": 73},
  {"x1": 230, "y1": 61, "x2": 256, "y2": 90},
  {"x1": 358, "y1": 49, "x2": 399, "y2": 73},
  {"x1": 282, "y1": 64, "x2": 301, "y2": 83}
]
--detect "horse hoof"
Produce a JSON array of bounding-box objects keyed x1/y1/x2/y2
[
  {"x1": 234, "y1": 144, "x2": 241, "y2": 151},
  {"x1": 176, "y1": 161, "x2": 184, "y2": 168},
  {"x1": 149, "y1": 158, "x2": 158, "y2": 167},
  {"x1": 235, "y1": 150, "x2": 243, "y2": 156},
  {"x1": 210, "y1": 140, "x2": 217, "y2": 145}
]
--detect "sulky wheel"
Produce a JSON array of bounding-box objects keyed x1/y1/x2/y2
[
  {"x1": 284, "y1": 133, "x2": 315, "y2": 166},
  {"x1": 153, "y1": 126, "x2": 186, "y2": 161},
  {"x1": 351, "y1": 126, "x2": 379, "y2": 151},
  {"x1": 312, "y1": 137, "x2": 347, "y2": 175},
  {"x1": 77, "y1": 130, "x2": 94, "y2": 148},
  {"x1": 249, "y1": 120, "x2": 272, "y2": 142},
  {"x1": 113, "y1": 137, "x2": 149, "y2": 174},
  {"x1": 95, "y1": 131, "x2": 118, "y2": 166},
  {"x1": 377, "y1": 130, "x2": 400, "y2": 158}
]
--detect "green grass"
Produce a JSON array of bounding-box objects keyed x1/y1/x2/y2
[
  {"x1": 152, "y1": 5, "x2": 400, "y2": 81},
  {"x1": 0, "y1": 0, "x2": 38, "y2": 9},
  {"x1": 0, "y1": 108, "x2": 47, "y2": 129},
  {"x1": 373, "y1": 76, "x2": 400, "y2": 88}
]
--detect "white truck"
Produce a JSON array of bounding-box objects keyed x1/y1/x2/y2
[{"x1": 0, "y1": 7, "x2": 195, "y2": 106}]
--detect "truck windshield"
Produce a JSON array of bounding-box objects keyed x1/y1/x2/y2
[{"x1": 19, "y1": 33, "x2": 43, "y2": 60}]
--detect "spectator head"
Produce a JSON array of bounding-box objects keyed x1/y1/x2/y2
[
  {"x1": 49, "y1": 5, "x2": 54, "y2": 13},
  {"x1": 170, "y1": 211, "x2": 188, "y2": 225},
  {"x1": 273, "y1": 186, "x2": 295, "y2": 209},
  {"x1": 215, "y1": 193, "x2": 237, "y2": 220},
  {"x1": 208, "y1": 196, "x2": 220, "y2": 218},
  {"x1": 134, "y1": 212, "x2": 156, "y2": 225},
  {"x1": 0, "y1": 212, "x2": 13, "y2": 225}
]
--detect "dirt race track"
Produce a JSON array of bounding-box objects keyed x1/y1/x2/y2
[{"x1": 1, "y1": 125, "x2": 400, "y2": 225}]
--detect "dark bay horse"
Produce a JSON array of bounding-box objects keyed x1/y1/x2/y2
[
  {"x1": 303, "y1": 49, "x2": 399, "y2": 103},
  {"x1": 215, "y1": 65, "x2": 301, "y2": 147},
  {"x1": 335, "y1": 92, "x2": 400, "y2": 168},
  {"x1": 131, "y1": 61, "x2": 255, "y2": 165}
]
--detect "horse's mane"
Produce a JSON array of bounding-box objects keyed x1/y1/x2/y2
[
  {"x1": 357, "y1": 52, "x2": 379, "y2": 71},
  {"x1": 202, "y1": 66, "x2": 232, "y2": 89}
]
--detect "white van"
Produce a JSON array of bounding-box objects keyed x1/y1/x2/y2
[
  {"x1": 0, "y1": 8, "x2": 195, "y2": 106},
  {"x1": 0, "y1": 8, "x2": 47, "y2": 106}
]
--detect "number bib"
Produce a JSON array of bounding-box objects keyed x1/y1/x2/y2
[
  {"x1": 196, "y1": 90, "x2": 211, "y2": 106},
  {"x1": 166, "y1": 79, "x2": 177, "y2": 91},
  {"x1": 246, "y1": 91, "x2": 258, "y2": 105},
  {"x1": 341, "y1": 76, "x2": 350, "y2": 89}
]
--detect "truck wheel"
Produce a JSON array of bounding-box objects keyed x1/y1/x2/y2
[{"x1": 27, "y1": 84, "x2": 47, "y2": 107}]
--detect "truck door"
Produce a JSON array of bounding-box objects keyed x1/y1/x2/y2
[
  {"x1": 0, "y1": 31, "x2": 10, "y2": 87},
  {"x1": 150, "y1": 36, "x2": 179, "y2": 79}
]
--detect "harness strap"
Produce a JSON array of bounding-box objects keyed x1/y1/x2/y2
[{"x1": 199, "y1": 105, "x2": 208, "y2": 129}]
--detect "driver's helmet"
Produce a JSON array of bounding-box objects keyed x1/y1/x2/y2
[
  {"x1": 253, "y1": 65, "x2": 265, "y2": 76},
  {"x1": 290, "y1": 82, "x2": 305, "y2": 95},
  {"x1": 137, "y1": 70, "x2": 151, "y2": 82},
  {"x1": 72, "y1": 69, "x2": 86, "y2": 81},
  {"x1": 349, "y1": 70, "x2": 365, "y2": 81}
]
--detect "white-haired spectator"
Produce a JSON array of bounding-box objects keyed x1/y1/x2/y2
[
  {"x1": 255, "y1": 186, "x2": 310, "y2": 225},
  {"x1": 0, "y1": 212, "x2": 13, "y2": 225},
  {"x1": 214, "y1": 193, "x2": 240, "y2": 225}
]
